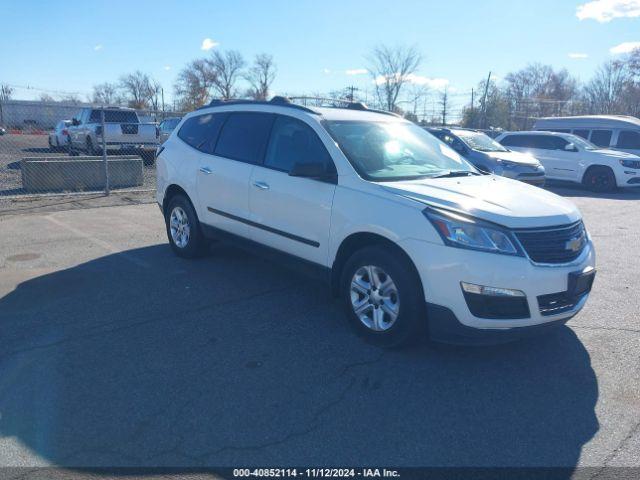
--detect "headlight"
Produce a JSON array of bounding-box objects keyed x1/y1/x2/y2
[
  {"x1": 620, "y1": 159, "x2": 640, "y2": 169},
  {"x1": 423, "y1": 207, "x2": 523, "y2": 256}
]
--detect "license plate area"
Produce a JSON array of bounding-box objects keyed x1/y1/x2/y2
[{"x1": 568, "y1": 268, "x2": 596, "y2": 298}]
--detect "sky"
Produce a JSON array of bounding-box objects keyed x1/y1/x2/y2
[{"x1": 1, "y1": 0, "x2": 639, "y2": 117}]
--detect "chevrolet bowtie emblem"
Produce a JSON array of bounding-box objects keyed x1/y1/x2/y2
[{"x1": 565, "y1": 235, "x2": 584, "y2": 253}]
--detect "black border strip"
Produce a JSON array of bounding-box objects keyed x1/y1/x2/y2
[{"x1": 207, "y1": 207, "x2": 320, "y2": 248}]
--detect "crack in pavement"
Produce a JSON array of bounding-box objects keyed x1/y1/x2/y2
[{"x1": 588, "y1": 418, "x2": 640, "y2": 479}]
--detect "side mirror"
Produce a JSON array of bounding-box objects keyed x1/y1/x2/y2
[
  {"x1": 72, "y1": 118, "x2": 80, "y2": 126},
  {"x1": 564, "y1": 143, "x2": 578, "y2": 152},
  {"x1": 289, "y1": 161, "x2": 336, "y2": 182}
]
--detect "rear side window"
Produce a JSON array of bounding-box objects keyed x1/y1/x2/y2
[
  {"x1": 616, "y1": 130, "x2": 640, "y2": 149},
  {"x1": 264, "y1": 116, "x2": 334, "y2": 173},
  {"x1": 178, "y1": 113, "x2": 227, "y2": 154},
  {"x1": 89, "y1": 110, "x2": 138, "y2": 123},
  {"x1": 500, "y1": 135, "x2": 538, "y2": 148},
  {"x1": 498, "y1": 135, "x2": 520, "y2": 147},
  {"x1": 590, "y1": 130, "x2": 612, "y2": 147},
  {"x1": 572, "y1": 129, "x2": 590, "y2": 139},
  {"x1": 214, "y1": 112, "x2": 275, "y2": 164}
]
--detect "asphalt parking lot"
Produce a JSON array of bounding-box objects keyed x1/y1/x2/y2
[{"x1": 0, "y1": 185, "x2": 639, "y2": 474}]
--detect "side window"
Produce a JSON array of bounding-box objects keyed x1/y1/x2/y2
[
  {"x1": 590, "y1": 130, "x2": 612, "y2": 147},
  {"x1": 572, "y1": 129, "x2": 590, "y2": 139},
  {"x1": 616, "y1": 130, "x2": 640, "y2": 149},
  {"x1": 264, "y1": 116, "x2": 334, "y2": 173},
  {"x1": 89, "y1": 110, "x2": 101, "y2": 123},
  {"x1": 499, "y1": 135, "x2": 520, "y2": 147},
  {"x1": 525, "y1": 135, "x2": 549, "y2": 149},
  {"x1": 214, "y1": 112, "x2": 275, "y2": 164},
  {"x1": 177, "y1": 113, "x2": 227, "y2": 154},
  {"x1": 547, "y1": 136, "x2": 569, "y2": 150}
]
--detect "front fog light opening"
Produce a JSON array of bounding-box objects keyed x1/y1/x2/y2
[{"x1": 461, "y1": 282, "x2": 525, "y2": 297}]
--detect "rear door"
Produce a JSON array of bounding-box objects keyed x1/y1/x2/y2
[
  {"x1": 248, "y1": 115, "x2": 337, "y2": 265},
  {"x1": 196, "y1": 111, "x2": 275, "y2": 238}
]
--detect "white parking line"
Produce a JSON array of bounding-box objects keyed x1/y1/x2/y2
[{"x1": 45, "y1": 214, "x2": 151, "y2": 269}]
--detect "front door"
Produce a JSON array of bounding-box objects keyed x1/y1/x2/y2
[{"x1": 248, "y1": 115, "x2": 337, "y2": 265}]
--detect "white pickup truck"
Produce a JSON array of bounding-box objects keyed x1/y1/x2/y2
[{"x1": 67, "y1": 107, "x2": 159, "y2": 164}]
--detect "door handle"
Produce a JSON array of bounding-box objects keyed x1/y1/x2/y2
[
  {"x1": 199, "y1": 167, "x2": 213, "y2": 175},
  {"x1": 253, "y1": 181, "x2": 270, "y2": 190}
]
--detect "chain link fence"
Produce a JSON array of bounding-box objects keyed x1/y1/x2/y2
[{"x1": 0, "y1": 100, "x2": 185, "y2": 212}]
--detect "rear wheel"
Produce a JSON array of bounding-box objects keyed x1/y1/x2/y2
[
  {"x1": 165, "y1": 194, "x2": 207, "y2": 258},
  {"x1": 583, "y1": 166, "x2": 616, "y2": 192},
  {"x1": 340, "y1": 245, "x2": 425, "y2": 347},
  {"x1": 86, "y1": 137, "x2": 99, "y2": 156}
]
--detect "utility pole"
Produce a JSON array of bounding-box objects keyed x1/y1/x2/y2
[
  {"x1": 440, "y1": 88, "x2": 448, "y2": 126},
  {"x1": 480, "y1": 71, "x2": 492, "y2": 129},
  {"x1": 345, "y1": 85, "x2": 359, "y2": 102},
  {"x1": 470, "y1": 88, "x2": 475, "y2": 128},
  {"x1": 161, "y1": 88, "x2": 165, "y2": 118}
]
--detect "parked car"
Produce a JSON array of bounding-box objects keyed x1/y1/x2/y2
[
  {"x1": 426, "y1": 127, "x2": 545, "y2": 186},
  {"x1": 156, "y1": 97, "x2": 596, "y2": 346},
  {"x1": 48, "y1": 120, "x2": 71, "y2": 151},
  {"x1": 0, "y1": 126, "x2": 6, "y2": 136},
  {"x1": 533, "y1": 115, "x2": 640, "y2": 157},
  {"x1": 496, "y1": 131, "x2": 640, "y2": 192},
  {"x1": 158, "y1": 117, "x2": 181, "y2": 144},
  {"x1": 67, "y1": 107, "x2": 159, "y2": 164}
]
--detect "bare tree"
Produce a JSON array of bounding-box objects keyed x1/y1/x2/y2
[
  {"x1": 209, "y1": 50, "x2": 245, "y2": 100},
  {"x1": 245, "y1": 54, "x2": 276, "y2": 100},
  {"x1": 92, "y1": 82, "x2": 120, "y2": 105},
  {"x1": 582, "y1": 60, "x2": 629, "y2": 114},
  {"x1": 39, "y1": 93, "x2": 56, "y2": 103},
  {"x1": 367, "y1": 45, "x2": 422, "y2": 111},
  {"x1": 0, "y1": 84, "x2": 13, "y2": 102},
  {"x1": 174, "y1": 59, "x2": 217, "y2": 111},
  {"x1": 404, "y1": 84, "x2": 430, "y2": 120},
  {"x1": 119, "y1": 71, "x2": 160, "y2": 109}
]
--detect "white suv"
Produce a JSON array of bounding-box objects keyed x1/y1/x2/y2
[
  {"x1": 156, "y1": 97, "x2": 596, "y2": 346},
  {"x1": 496, "y1": 130, "x2": 640, "y2": 192}
]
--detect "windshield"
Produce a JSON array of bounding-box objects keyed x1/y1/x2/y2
[
  {"x1": 324, "y1": 120, "x2": 477, "y2": 181},
  {"x1": 565, "y1": 133, "x2": 598, "y2": 150},
  {"x1": 453, "y1": 130, "x2": 508, "y2": 152}
]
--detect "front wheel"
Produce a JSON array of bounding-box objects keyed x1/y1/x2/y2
[
  {"x1": 165, "y1": 194, "x2": 208, "y2": 258},
  {"x1": 340, "y1": 245, "x2": 425, "y2": 347},
  {"x1": 583, "y1": 166, "x2": 616, "y2": 193}
]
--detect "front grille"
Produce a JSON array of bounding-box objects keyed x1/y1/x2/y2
[
  {"x1": 514, "y1": 221, "x2": 586, "y2": 264},
  {"x1": 538, "y1": 292, "x2": 585, "y2": 316}
]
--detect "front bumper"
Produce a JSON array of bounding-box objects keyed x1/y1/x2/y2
[{"x1": 399, "y1": 238, "x2": 596, "y2": 343}]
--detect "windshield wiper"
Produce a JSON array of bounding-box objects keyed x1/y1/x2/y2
[{"x1": 432, "y1": 170, "x2": 479, "y2": 178}]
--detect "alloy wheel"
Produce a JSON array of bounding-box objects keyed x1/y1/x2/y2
[{"x1": 350, "y1": 265, "x2": 400, "y2": 331}]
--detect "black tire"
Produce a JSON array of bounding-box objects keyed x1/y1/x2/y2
[
  {"x1": 164, "y1": 194, "x2": 208, "y2": 258},
  {"x1": 583, "y1": 166, "x2": 616, "y2": 193},
  {"x1": 339, "y1": 245, "x2": 425, "y2": 347},
  {"x1": 142, "y1": 151, "x2": 155, "y2": 166},
  {"x1": 86, "y1": 137, "x2": 98, "y2": 156},
  {"x1": 68, "y1": 136, "x2": 79, "y2": 156}
]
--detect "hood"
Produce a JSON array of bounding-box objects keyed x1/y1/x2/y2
[
  {"x1": 591, "y1": 148, "x2": 640, "y2": 159},
  {"x1": 484, "y1": 150, "x2": 541, "y2": 166},
  {"x1": 380, "y1": 174, "x2": 580, "y2": 228}
]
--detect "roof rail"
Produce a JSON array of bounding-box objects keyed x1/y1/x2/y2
[{"x1": 205, "y1": 97, "x2": 318, "y2": 114}]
